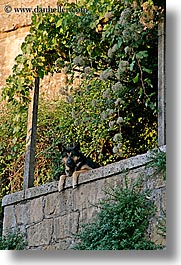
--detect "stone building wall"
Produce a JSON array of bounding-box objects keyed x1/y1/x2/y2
[
  {"x1": 0, "y1": 0, "x2": 72, "y2": 99},
  {"x1": 2, "y1": 146, "x2": 166, "y2": 250}
]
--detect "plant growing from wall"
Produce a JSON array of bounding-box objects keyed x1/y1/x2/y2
[
  {"x1": 147, "y1": 148, "x2": 166, "y2": 180},
  {"x1": 0, "y1": 230, "x2": 27, "y2": 250},
  {"x1": 74, "y1": 178, "x2": 163, "y2": 250}
]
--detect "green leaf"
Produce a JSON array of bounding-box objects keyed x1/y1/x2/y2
[
  {"x1": 130, "y1": 56, "x2": 135, "y2": 71},
  {"x1": 136, "y1": 51, "x2": 148, "y2": 59},
  {"x1": 144, "y1": 78, "x2": 153, "y2": 88},
  {"x1": 15, "y1": 55, "x2": 25, "y2": 64},
  {"x1": 133, "y1": 73, "x2": 139, "y2": 83},
  {"x1": 142, "y1": 67, "x2": 152, "y2": 74},
  {"x1": 37, "y1": 68, "x2": 44, "y2": 79},
  {"x1": 56, "y1": 19, "x2": 62, "y2": 28},
  {"x1": 138, "y1": 87, "x2": 143, "y2": 98},
  {"x1": 7, "y1": 155, "x2": 12, "y2": 160}
]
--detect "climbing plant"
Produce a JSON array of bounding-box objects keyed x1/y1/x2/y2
[{"x1": 0, "y1": 0, "x2": 165, "y2": 193}]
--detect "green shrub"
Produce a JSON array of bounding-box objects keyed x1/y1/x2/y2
[
  {"x1": 74, "y1": 180, "x2": 162, "y2": 250},
  {"x1": 0, "y1": 230, "x2": 27, "y2": 250},
  {"x1": 147, "y1": 149, "x2": 166, "y2": 180}
]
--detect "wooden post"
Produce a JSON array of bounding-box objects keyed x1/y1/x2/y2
[
  {"x1": 23, "y1": 77, "x2": 40, "y2": 189},
  {"x1": 158, "y1": 19, "x2": 166, "y2": 146}
]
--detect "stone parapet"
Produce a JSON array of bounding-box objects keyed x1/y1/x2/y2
[{"x1": 2, "y1": 146, "x2": 166, "y2": 249}]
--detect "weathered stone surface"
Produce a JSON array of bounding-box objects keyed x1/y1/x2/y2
[
  {"x1": 42, "y1": 238, "x2": 74, "y2": 250},
  {"x1": 0, "y1": 0, "x2": 58, "y2": 32},
  {"x1": 45, "y1": 189, "x2": 74, "y2": 217},
  {"x1": 145, "y1": 170, "x2": 166, "y2": 190},
  {"x1": 2, "y1": 147, "x2": 166, "y2": 249},
  {"x1": 44, "y1": 193, "x2": 57, "y2": 218},
  {"x1": 79, "y1": 206, "x2": 99, "y2": 226},
  {"x1": 54, "y1": 215, "x2": 70, "y2": 240},
  {"x1": 25, "y1": 181, "x2": 58, "y2": 200},
  {"x1": 2, "y1": 190, "x2": 25, "y2": 206},
  {"x1": 0, "y1": 0, "x2": 75, "y2": 99},
  {"x1": 0, "y1": 26, "x2": 30, "y2": 90},
  {"x1": 27, "y1": 219, "x2": 53, "y2": 247},
  {"x1": 54, "y1": 211, "x2": 79, "y2": 241},
  {"x1": 44, "y1": 191, "x2": 74, "y2": 218},
  {"x1": 72, "y1": 181, "x2": 98, "y2": 211},
  {"x1": 15, "y1": 202, "x2": 28, "y2": 225},
  {"x1": 69, "y1": 211, "x2": 80, "y2": 236},
  {"x1": 28, "y1": 197, "x2": 43, "y2": 224},
  {"x1": 3, "y1": 205, "x2": 16, "y2": 233}
]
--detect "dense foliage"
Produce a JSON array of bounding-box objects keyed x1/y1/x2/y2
[
  {"x1": 74, "y1": 179, "x2": 163, "y2": 250},
  {"x1": 147, "y1": 148, "x2": 166, "y2": 180},
  {"x1": 0, "y1": 0, "x2": 165, "y2": 198},
  {"x1": 0, "y1": 230, "x2": 27, "y2": 250}
]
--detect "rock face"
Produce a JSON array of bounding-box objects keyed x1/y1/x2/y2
[{"x1": 2, "y1": 146, "x2": 166, "y2": 250}]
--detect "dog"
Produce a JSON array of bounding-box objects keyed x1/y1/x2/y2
[{"x1": 57, "y1": 142, "x2": 99, "y2": 192}]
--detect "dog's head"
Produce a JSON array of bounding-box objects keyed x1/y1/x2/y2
[{"x1": 58, "y1": 143, "x2": 81, "y2": 176}]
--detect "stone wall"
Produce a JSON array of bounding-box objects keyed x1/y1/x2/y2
[
  {"x1": 0, "y1": 0, "x2": 71, "y2": 99},
  {"x1": 2, "y1": 146, "x2": 166, "y2": 250},
  {"x1": 0, "y1": 1, "x2": 53, "y2": 88}
]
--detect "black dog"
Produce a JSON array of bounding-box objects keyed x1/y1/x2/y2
[{"x1": 58, "y1": 143, "x2": 99, "y2": 191}]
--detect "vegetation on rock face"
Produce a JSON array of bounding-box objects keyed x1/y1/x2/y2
[
  {"x1": 0, "y1": 230, "x2": 27, "y2": 250},
  {"x1": 0, "y1": 0, "x2": 165, "y2": 221},
  {"x1": 74, "y1": 178, "x2": 164, "y2": 250},
  {"x1": 147, "y1": 148, "x2": 166, "y2": 180}
]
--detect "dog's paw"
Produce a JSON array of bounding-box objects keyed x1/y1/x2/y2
[
  {"x1": 58, "y1": 175, "x2": 67, "y2": 192},
  {"x1": 72, "y1": 172, "x2": 79, "y2": 189},
  {"x1": 72, "y1": 179, "x2": 78, "y2": 189},
  {"x1": 58, "y1": 183, "x2": 64, "y2": 192},
  {"x1": 72, "y1": 182, "x2": 78, "y2": 189}
]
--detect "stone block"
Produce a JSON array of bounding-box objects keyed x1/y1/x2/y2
[
  {"x1": 44, "y1": 193, "x2": 57, "y2": 218},
  {"x1": 161, "y1": 188, "x2": 166, "y2": 212},
  {"x1": 44, "y1": 191, "x2": 74, "y2": 218},
  {"x1": 54, "y1": 189, "x2": 74, "y2": 216},
  {"x1": 28, "y1": 197, "x2": 43, "y2": 224},
  {"x1": 69, "y1": 211, "x2": 80, "y2": 235},
  {"x1": 15, "y1": 202, "x2": 28, "y2": 225},
  {"x1": 78, "y1": 167, "x2": 104, "y2": 185},
  {"x1": 25, "y1": 181, "x2": 58, "y2": 200},
  {"x1": 3, "y1": 205, "x2": 16, "y2": 233},
  {"x1": 54, "y1": 215, "x2": 70, "y2": 240},
  {"x1": 27, "y1": 219, "x2": 53, "y2": 247},
  {"x1": 54, "y1": 211, "x2": 79, "y2": 240},
  {"x1": 149, "y1": 217, "x2": 166, "y2": 246},
  {"x1": 79, "y1": 206, "x2": 98, "y2": 227},
  {"x1": 42, "y1": 239, "x2": 73, "y2": 250},
  {"x1": 2, "y1": 190, "x2": 25, "y2": 206},
  {"x1": 72, "y1": 181, "x2": 98, "y2": 211}
]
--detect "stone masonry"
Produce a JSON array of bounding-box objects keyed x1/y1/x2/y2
[
  {"x1": 0, "y1": 0, "x2": 77, "y2": 100},
  {"x1": 2, "y1": 146, "x2": 166, "y2": 250},
  {"x1": 0, "y1": 1, "x2": 55, "y2": 88}
]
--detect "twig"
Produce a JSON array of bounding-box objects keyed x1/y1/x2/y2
[{"x1": 136, "y1": 58, "x2": 148, "y2": 97}]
